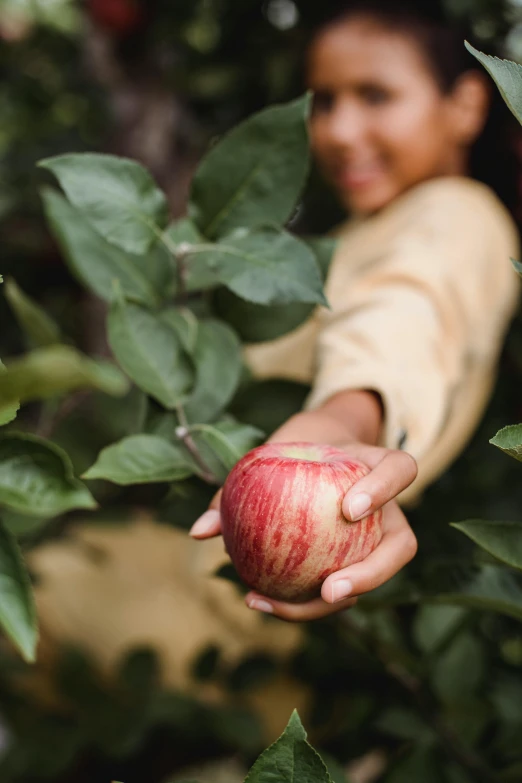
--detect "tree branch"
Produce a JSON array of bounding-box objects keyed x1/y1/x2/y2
[{"x1": 175, "y1": 405, "x2": 220, "y2": 486}]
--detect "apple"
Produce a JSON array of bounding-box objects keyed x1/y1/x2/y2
[
  {"x1": 87, "y1": 0, "x2": 143, "y2": 35},
  {"x1": 220, "y1": 442, "x2": 383, "y2": 603}
]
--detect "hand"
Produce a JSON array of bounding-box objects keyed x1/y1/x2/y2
[{"x1": 189, "y1": 442, "x2": 418, "y2": 622}]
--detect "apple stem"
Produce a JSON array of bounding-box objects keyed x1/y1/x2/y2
[{"x1": 175, "y1": 405, "x2": 221, "y2": 486}]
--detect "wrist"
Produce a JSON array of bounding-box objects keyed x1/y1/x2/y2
[{"x1": 268, "y1": 390, "x2": 382, "y2": 448}]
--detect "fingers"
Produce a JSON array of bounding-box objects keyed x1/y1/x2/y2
[
  {"x1": 245, "y1": 592, "x2": 358, "y2": 622},
  {"x1": 244, "y1": 504, "x2": 416, "y2": 617},
  {"x1": 189, "y1": 489, "x2": 223, "y2": 538},
  {"x1": 321, "y1": 502, "x2": 417, "y2": 603},
  {"x1": 208, "y1": 489, "x2": 222, "y2": 511},
  {"x1": 343, "y1": 449, "x2": 417, "y2": 521}
]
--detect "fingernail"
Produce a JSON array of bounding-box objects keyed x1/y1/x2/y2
[
  {"x1": 247, "y1": 598, "x2": 274, "y2": 614},
  {"x1": 348, "y1": 492, "x2": 372, "y2": 521},
  {"x1": 189, "y1": 509, "x2": 220, "y2": 537},
  {"x1": 330, "y1": 579, "x2": 353, "y2": 603}
]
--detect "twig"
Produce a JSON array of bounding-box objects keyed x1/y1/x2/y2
[{"x1": 175, "y1": 404, "x2": 220, "y2": 486}]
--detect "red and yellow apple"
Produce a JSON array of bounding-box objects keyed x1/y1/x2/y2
[{"x1": 220, "y1": 442, "x2": 383, "y2": 602}]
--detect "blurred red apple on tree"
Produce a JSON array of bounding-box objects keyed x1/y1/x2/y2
[
  {"x1": 87, "y1": 0, "x2": 143, "y2": 35},
  {"x1": 220, "y1": 442, "x2": 383, "y2": 602}
]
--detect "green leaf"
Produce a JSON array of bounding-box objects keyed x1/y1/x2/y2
[
  {"x1": 0, "y1": 400, "x2": 19, "y2": 427},
  {"x1": 384, "y1": 748, "x2": 441, "y2": 783},
  {"x1": 375, "y1": 708, "x2": 432, "y2": 741},
  {"x1": 2, "y1": 508, "x2": 52, "y2": 538},
  {"x1": 189, "y1": 228, "x2": 327, "y2": 306},
  {"x1": 413, "y1": 605, "x2": 466, "y2": 654},
  {"x1": 83, "y1": 435, "x2": 195, "y2": 485},
  {"x1": 434, "y1": 564, "x2": 522, "y2": 621},
  {"x1": 4, "y1": 278, "x2": 61, "y2": 347},
  {"x1": 492, "y1": 673, "x2": 522, "y2": 723},
  {"x1": 465, "y1": 43, "x2": 522, "y2": 125},
  {"x1": 303, "y1": 236, "x2": 337, "y2": 277},
  {"x1": 0, "y1": 360, "x2": 18, "y2": 427},
  {"x1": 164, "y1": 217, "x2": 205, "y2": 247},
  {"x1": 0, "y1": 522, "x2": 37, "y2": 662},
  {"x1": 39, "y1": 153, "x2": 169, "y2": 254},
  {"x1": 214, "y1": 287, "x2": 315, "y2": 342},
  {"x1": 42, "y1": 188, "x2": 169, "y2": 307},
  {"x1": 212, "y1": 419, "x2": 264, "y2": 457},
  {"x1": 213, "y1": 236, "x2": 334, "y2": 342},
  {"x1": 108, "y1": 299, "x2": 194, "y2": 409},
  {"x1": 443, "y1": 763, "x2": 474, "y2": 783},
  {"x1": 0, "y1": 434, "x2": 96, "y2": 516},
  {"x1": 321, "y1": 753, "x2": 350, "y2": 783},
  {"x1": 160, "y1": 307, "x2": 199, "y2": 354},
  {"x1": 490, "y1": 424, "x2": 522, "y2": 461},
  {"x1": 184, "y1": 320, "x2": 242, "y2": 423},
  {"x1": 189, "y1": 420, "x2": 263, "y2": 482},
  {"x1": 432, "y1": 631, "x2": 484, "y2": 705},
  {"x1": 245, "y1": 710, "x2": 333, "y2": 783},
  {"x1": 190, "y1": 95, "x2": 310, "y2": 240},
  {"x1": 0, "y1": 345, "x2": 128, "y2": 408},
  {"x1": 88, "y1": 385, "x2": 149, "y2": 442},
  {"x1": 230, "y1": 379, "x2": 309, "y2": 436},
  {"x1": 5, "y1": 0, "x2": 81, "y2": 34},
  {"x1": 451, "y1": 520, "x2": 522, "y2": 571}
]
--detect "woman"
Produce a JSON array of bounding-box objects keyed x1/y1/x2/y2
[{"x1": 189, "y1": 0, "x2": 520, "y2": 620}]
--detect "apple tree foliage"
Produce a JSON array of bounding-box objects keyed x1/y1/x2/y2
[
  {"x1": 0, "y1": 91, "x2": 346, "y2": 782},
  {"x1": 0, "y1": 94, "x2": 336, "y2": 645}
]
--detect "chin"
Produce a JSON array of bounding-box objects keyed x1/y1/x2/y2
[{"x1": 341, "y1": 183, "x2": 401, "y2": 215}]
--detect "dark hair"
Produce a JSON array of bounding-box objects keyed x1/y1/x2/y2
[{"x1": 305, "y1": 0, "x2": 521, "y2": 223}]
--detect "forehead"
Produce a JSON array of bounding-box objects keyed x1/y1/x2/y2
[{"x1": 307, "y1": 16, "x2": 436, "y2": 87}]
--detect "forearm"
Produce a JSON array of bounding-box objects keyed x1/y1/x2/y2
[{"x1": 269, "y1": 389, "x2": 383, "y2": 448}]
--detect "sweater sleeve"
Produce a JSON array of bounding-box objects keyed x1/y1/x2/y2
[{"x1": 305, "y1": 180, "x2": 520, "y2": 500}]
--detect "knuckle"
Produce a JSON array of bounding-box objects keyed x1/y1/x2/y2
[
  {"x1": 399, "y1": 451, "x2": 418, "y2": 481},
  {"x1": 403, "y1": 529, "x2": 418, "y2": 561}
]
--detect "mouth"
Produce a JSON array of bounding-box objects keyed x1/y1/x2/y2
[{"x1": 331, "y1": 160, "x2": 385, "y2": 191}]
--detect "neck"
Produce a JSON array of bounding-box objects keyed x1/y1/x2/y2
[{"x1": 441, "y1": 148, "x2": 469, "y2": 178}]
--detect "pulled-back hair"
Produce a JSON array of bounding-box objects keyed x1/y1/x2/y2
[{"x1": 305, "y1": 0, "x2": 521, "y2": 224}]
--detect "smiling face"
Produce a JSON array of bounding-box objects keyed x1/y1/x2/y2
[{"x1": 307, "y1": 15, "x2": 485, "y2": 215}]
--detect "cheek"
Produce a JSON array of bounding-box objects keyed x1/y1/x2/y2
[{"x1": 377, "y1": 99, "x2": 447, "y2": 171}]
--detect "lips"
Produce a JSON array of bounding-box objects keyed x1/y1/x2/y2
[{"x1": 333, "y1": 161, "x2": 385, "y2": 190}]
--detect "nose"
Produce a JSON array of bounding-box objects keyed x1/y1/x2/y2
[{"x1": 321, "y1": 97, "x2": 367, "y2": 152}]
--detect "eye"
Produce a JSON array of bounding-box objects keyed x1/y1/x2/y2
[
  {"x1": 359, "y1": 85, "x2": 392, "y2": 106},
  {"x1": 312, "y1": 90, "x2": 335, "y2": 114}
]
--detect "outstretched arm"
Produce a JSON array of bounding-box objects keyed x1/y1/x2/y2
[{"x1": 190, "y1": 389, "x2": 418, "y2": 621}]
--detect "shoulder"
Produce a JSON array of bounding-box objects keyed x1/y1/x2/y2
[
  {"x1": 331, "y1": 177, "x2": 519, "y2": 267},
  {"x1": 333, "y1": 177, "x2": 518, "y2": 248},
  {"x1": 388, "y1": 177, "x2": 517, "y2": 244}
]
